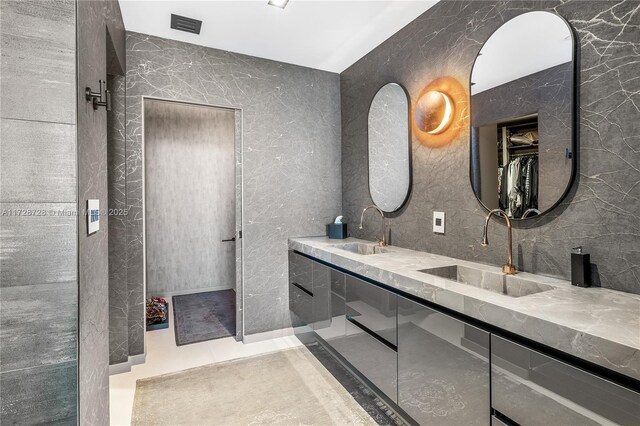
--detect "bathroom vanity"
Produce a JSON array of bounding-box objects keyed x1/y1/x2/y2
[{"x1": 288, "y1": 237, "x2": 640, "y2": 426}]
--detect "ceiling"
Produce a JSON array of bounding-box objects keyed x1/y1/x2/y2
[
  {"x1": 471, "y1": 11, "x2": 573, "y2": 95},
  {"x1": 118, "y1": 0, "x2": 438, "y2": 73}
]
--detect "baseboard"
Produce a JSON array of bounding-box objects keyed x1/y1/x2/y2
[
  {"x1": 109, "y1": 352, "x2": 146, "y2": 376},
  {"x1": 242, "y1": 327, "x2": 294, "y2": 344},
  {"x1": 153, "y1": 285, "x2": 234, "y2": 298}
]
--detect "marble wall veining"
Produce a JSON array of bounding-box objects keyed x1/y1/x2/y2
[
  {"x1": 0, "y1": 0, "x2": 78, "y2": 424},
  {"x1": 77, "y1": 0, "x2": 126, "y2": 423},
  {"x1": 125, "y1": 31, "x2": 342, "y2": 336},
  {"x1": 108, "y1": 74, "x2": 129, "y2": 366},
  {"x1": 341, "y1": 0, "x2": 640, "y2": 295}
]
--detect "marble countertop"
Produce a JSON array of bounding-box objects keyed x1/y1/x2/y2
[{"x1": 289, "y1": 236, "x2": 640, "y2": 382}]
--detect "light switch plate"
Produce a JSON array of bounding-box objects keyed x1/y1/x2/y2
[
  {"x1": 433, "y1": 211, "x2": 445, "y2": 234},
  {"x1": 87, "y1": 199, "x2": 99, "y2": 235}
]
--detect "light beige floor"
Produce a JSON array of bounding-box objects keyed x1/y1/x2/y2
[{"x1": 109, "y1": 299, "x2": 302, "y2": 425}]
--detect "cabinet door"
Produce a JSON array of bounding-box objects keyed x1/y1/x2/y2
[
  {"x1": 314, "y1": 266, "x2": 346, "y2": 343},
  {"x1": 311, "y1": 261, "x2": 331, "y2": 330},
  {"x1": 288, "y1": 252, "x2": 313, "y2": 337},
  {"x1": 345, "y1": 274, "x2": 397, "y2": 346},
  {"x1": 289, "y1": 251, "x2": 312, "y2": 293},
  {"x1": 491, "y1": 335, "x2": 640, "y2": 426},
  {"x1": 331, "y1": 276, "x2": 397, "y2": 402},
  {"x1": 397, "y1": 296, "x2": 490, "y2": 425}
]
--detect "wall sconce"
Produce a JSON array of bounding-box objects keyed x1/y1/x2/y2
[
  {"x1": 86, "y1": 79, "x2": 111, "y2": 111},
  {"x1": 412, "y1": 77, "x2": 467, "y2": 148},
  {"x1": 414, "y1": 91, "x2": 454, "y2": 135}
]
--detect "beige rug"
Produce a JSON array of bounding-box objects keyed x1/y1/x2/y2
[{"x1": 131, "y1": 347, "x2": 376, "y2": 426}]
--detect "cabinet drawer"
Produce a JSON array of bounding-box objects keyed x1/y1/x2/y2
[
  {"x1": 491, "y1": 415, "x2": 509, "y2": 426},
  {"x1": 288, "y1": 251, "x2": 313, "y2": 294},
  {"x1": 289, "y1": 282, "x2": 313, "y2": 332},
  {"x1": 491, "y1": 335, "x2": 640, "y2": 425},
  {"x1": 346, "y1": 274, "x2": 397, "y2": 347},
  {"x1": 332, "y1": 315, "x2": 398, "y2": 403}
]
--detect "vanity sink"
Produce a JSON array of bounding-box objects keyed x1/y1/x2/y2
[
  {"x1": 418, "y1": 265, "x2": 554, "y2": 297},
  {"x1": 331, "y1": 242, "x2": 387, "y2": 255}
]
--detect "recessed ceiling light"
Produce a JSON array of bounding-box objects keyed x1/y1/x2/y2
[{"x1": 268, "y1": 0, "x2": 289, "y2": 9}]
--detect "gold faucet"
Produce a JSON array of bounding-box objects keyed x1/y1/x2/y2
[
  {"x1": 359, "y1": 205, "x2": 387, "y2": 247},
  {"x1": 481, "y1": 209, "x2": 517, "y2": 275},
  {"x1": 522, "y1": 208, "x2": 541, "y2": 218}
]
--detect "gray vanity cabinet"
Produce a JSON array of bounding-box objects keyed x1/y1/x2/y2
[
  {"x1": 397, "y1": 296, "x2": 491, "y2": 425},
  {"x1": 491, "y1": 335, "x2": 640, "y2": 425},
  {"x1": 288, "y1": 252, "x2": 314, "y2": 337},
  {"x1": 331, "y1": 275, "x2": 398, "y2": 402}
]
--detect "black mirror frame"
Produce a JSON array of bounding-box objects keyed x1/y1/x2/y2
[
  {"x1": 366, "y1": 82, "x2": 413, "y2": 214},
  {"x1": 468, "y1": 11, "x2": 578, "y2": 222}
]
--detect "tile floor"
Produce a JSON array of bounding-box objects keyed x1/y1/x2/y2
[{"x1": 109, "y1": 298, "x2": 302, "y2": 426}]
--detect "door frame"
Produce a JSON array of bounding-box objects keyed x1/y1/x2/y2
[{"x1": 141, "y1": 96, "x2": 244, "y2": 341}]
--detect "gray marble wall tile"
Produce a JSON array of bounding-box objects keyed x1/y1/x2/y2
[
  {"x1": 0, "y1": 0, "x2": 76, "y2": 123},
  {"x1": 107, "y1": 74, "x2": 129, "y2": 365},
  {"x1": 0, "y1": 119, "x2": 76, "y2": 203},
  {"x1": 0, "y1": 361, "x2": 77, "y2": 425},
  {"x1": 125, "y1": 32, "x2": 342, "y2": 337},
  {"x1": 341, "y1": 0, "x2": 640, "y2": 295},
  {"x1": 0, "y1": 203, "x2": 77, "y2": 286},
  {"x1": 77, "y1": 0, "x2": 126, "y2": 423},
  {"x1": 0, "y1": 282, "x2": 77, "y2": 372}
]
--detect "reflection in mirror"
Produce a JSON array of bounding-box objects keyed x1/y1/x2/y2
[
  {"x1": 470, "y1": 11, "x2": 575, "y2": 220},
  {"x1": 368, "y1": 83, "x2": 411, "y2": 213}
]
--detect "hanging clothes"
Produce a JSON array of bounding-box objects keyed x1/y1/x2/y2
[{"x1": 498, "y1": 155, "x2": 538, "y2": 218}]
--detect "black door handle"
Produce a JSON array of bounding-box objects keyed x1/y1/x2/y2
[{"x1": 222, "y1": 237, "x2": 236, "y2": 242}]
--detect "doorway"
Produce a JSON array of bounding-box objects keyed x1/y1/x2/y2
[{"x1": 143, "y1": 98, "x2": 242, "y2": 345}]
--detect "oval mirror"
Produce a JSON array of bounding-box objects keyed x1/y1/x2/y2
[
  {"x1": 470, "y1": 11, "x2": 575, "y2": 220},
  {"x1": 368, "y1": 83, "x2": 411, "y2": 213}
]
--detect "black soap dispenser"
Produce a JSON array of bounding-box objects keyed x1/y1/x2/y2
[{"x1": 571, "y1": 246, "x2": 591, "y2": 288}]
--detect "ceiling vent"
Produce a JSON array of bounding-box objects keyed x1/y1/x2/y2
[{"x1": 170, "y1": 14, "x2": 202, "y2": 35}]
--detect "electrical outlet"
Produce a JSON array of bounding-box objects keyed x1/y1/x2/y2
[{"x1": 433, "y1": 211, "x2": 445, "y2": 234}]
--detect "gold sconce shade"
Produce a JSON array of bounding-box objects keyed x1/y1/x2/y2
[
  {"x1": 414, "y1": 91, "x2": 454, "y2": 134},
  {"x1": 412, "y1": 76, "x2": 468, "y2": 148}
]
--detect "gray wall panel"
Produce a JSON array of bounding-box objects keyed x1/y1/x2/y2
[
  {"x1": 0, "y1": 119, "x2": 76, "y2": 203},
  {"x1": 0, "y1": 362, "x2": 77, "y2": 425},
  {"x1": 341, "y1": 0, "x2": 640, "y2": 294},
  {"x1": 107, "y1": 74, "x2": 129, "y2": 365},
  {"x1": 0, "y1": 0, "x2": 76, "y2": 124},
  {"x1": 0, "y1": 203, "x2": 77, "y2": 286},
  {"x1": 0, "y1": 0, "x2": 78, "y2": 422},
  {"x1": 0, "y1": 282, "x2": 77, "y2": 372},
  {"x1": 126, "y1": 32, "x2": 342, "y2": 337},
  {"x1": 77, "y1": 0, "x2": 126, "y2": 423}
]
